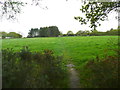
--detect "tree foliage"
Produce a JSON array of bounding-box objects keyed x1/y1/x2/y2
[
  {"x1": 65, "y1": 28, "x2": 119, "y2": 36},
  {"x1": 74, "y1": 1, "x2": 120, "y2": 30},
  {"x1": 67, "y1": 31, "x2": 74, "y2": 36},
  {"x1": 0, "y1": 0, "x2": 45, "y2": 19},
  {"x1": 0, "y1": 31, "x2": 22, "y2": 38},
  {"x1": 76, "y1": 30, "x2": 90, "y2": 36},
  {"x1": 27, "y1": 26, "x2": 60, "y2": 38},
  {"x1": 7, "y1": 32, "x2": 22, "y2": 38},
  {"x1": 0, "y1": 0, "x2": 25, "y2": 19}
]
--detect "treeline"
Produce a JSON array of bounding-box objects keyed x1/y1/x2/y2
[
  {"x1": 27, "y1": 26, "x2": 60, "y2": 38},
  {"x1": 27, "y1": 26, "x2": 119, "y2": 38},
  {"x1": 0, "y1": 32, "x2": 22, "y2": 39},
  {"x1": 63, "y1": 28, "x2": 119, "y2": 36}
]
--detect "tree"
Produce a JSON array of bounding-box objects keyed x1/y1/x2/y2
[
  {"x1": 0, "y1": 32, "x2": 7, "y2": 39},
  {"x1": 0, "y1": 0, "x2": 48, "y2": 19},
  {"x1": 74, "y1": 1, "x2": 120, "y2": 30},
  {"x1": 90, "y1": 29, "x2": 99, "y2": 36},
  {"x1": 59, "y1": 31, "x2": 63, "y2": 36},
  {"x1": 0, "y1": 0, "x2": 73, "y2": 20},
  {"x1": 27, "y1": 26, "x2": 60, "y2": 37},
  {"x1": 27, "y1": 28, "x2": 39, "y2": 37},
  {"x1": 0, "y1": 0, "x2": 25, "y2": 19},
  {"x1": 67, "y1": 31, "x2": 74, "y2": 36},
  {"x1": 82, "y1": 30, "x2": 90, "y2": 36},
  {"x1": 39, "y1": 27, "x2": 48, "y2": 37},
  {"x1": 76, "y1": 30, "x2": 90, "y2": 36},
  {"x1": 76, "y1": 30, "x2": 84, "y2": 36},
  {"x1": 105, "y1": 28, "x2": 119, "y2": 35},
  {"x1": 33, "y1": 28, "x2": 39, "y2": 37},
  {"x1": 49, "y1": 26, "x2": 60, "y2": 37},
  {"x1": 0, "y1": 31, "x2": 22, "y2": 38},
  {"x1": 7, "y1": 32, "x2": 22, "y2": 38},
  {"x1": 117, "y1": 26, "x2": 120, "y2": 29}
]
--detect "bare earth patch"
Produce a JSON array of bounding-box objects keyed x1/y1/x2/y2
[{"x1": 66, "y1": 64, "x2": 80, "y2": 88}]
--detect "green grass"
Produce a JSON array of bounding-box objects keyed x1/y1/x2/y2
[
  {"x1": 2, "y1": 36, "x2": 118, "y2": 87},
  {"x1": 2, "y1": 36, "x2": 118, "y2": 68}
]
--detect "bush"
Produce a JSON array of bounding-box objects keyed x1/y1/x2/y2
[
  {"x1": 2, "y1": 47, "x2": 69, "y2": 88},
  {"x1": 80, "y1": 54, "x2": 119, "y2": 88},
  {"x1": 63, "y1": 34, "x2": 67, "y2": 36}
]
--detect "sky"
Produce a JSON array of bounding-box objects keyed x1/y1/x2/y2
[{"x1": 0, "y1": 0, "x2": 118, "y2": 37}]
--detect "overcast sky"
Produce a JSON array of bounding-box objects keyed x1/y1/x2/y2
[{"x1": 0, "y1": 0, "x2": 118, "y2": 37}]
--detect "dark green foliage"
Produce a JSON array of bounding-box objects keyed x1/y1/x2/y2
[
  {"x1": 27, "y1": 28, "x2": 39, "y2": 37},
  {"x1": 76, "y1": 30, "x2": 90, "y2": 36},
  {"x1": 2, "y1": 47, "x2": 68, "y2": 88},
  {"x1": 89, "y1": 29, "x2": 119, "y2": 36},
  {"x1": 105, "y1": 29, "x2": 119, "y2": 36},
  {"x1": 19, "y1": 46, "x2": 32, "y2": 60},
  {"x1": 63, "y1": 34, "x2": 67, "y2": 36},
  {"x1": 80, "y1": 51, "x2": 119, "y2": 88},
  {"x1": 27, "y1": 26, "x2": 60, "y2": 38},
  {"x1": 67, "y1": 31, "x2": 74, "y2": 36}
]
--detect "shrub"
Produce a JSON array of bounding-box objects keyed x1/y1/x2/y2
[
  {"x1": 2, "y1": 47, "x2": 69, "y2": 88},
  {"x1": 80, "y1": 54, "x2": 119, "y2": 88}
]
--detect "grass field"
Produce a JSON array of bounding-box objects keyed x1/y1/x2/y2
[
  {"x1": 2, "y1": 36, "x2": 119, "y2": 88},
  {"x1": 2, "y1": 36, "x2": 118, "y2": 68}
]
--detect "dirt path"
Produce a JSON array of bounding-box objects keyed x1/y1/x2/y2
[{"x1": 66, "y1": 64, "x2": 80, "y2": 88}]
